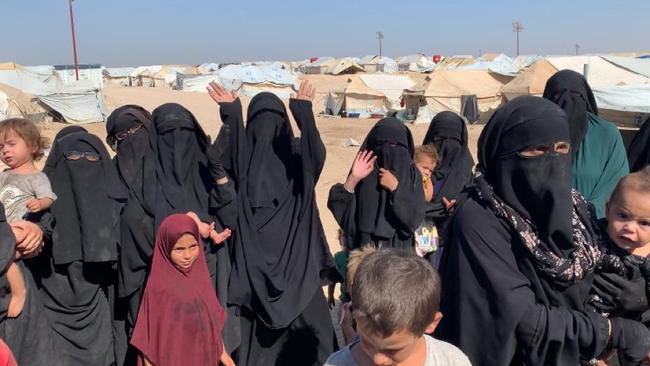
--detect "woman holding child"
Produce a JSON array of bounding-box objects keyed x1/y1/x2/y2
[{"x1": 437, "y1": 96, "x2": 650, "y2": 365}]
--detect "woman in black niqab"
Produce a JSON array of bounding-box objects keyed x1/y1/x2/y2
[
  {"x1": 328, "y1": 117, "x2": 425, "y2": 250},
  {"x1": 436, "y1": 96, "x2": 650, "y2": 365},
  {"x1": 214, "y1": 88, "x2": 337, "y2": 366},
  {"x1": 30, "y1": 131, "x2": 126, "y2": 366},
  {"x1": 422, "y1": 111, "x2": 474, "y2": 229},
  {"x1": 628, "y1": 116, "x2": 650, "y2": 172}
]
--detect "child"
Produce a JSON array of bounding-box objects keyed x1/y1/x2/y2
[
  {"x1": 414, "y1": 144, "x2": 439, "y2": 203},
  {"x1": 130, "y1": 213, "x2": 234, "y2": 366},
  {"x1": 0, "y1": 118, "x2": 56, "y2": 319},
  {"x1": 591, "y1": 167, "x2": 650, "y2": 365},
  {"x1": 325, "y1": 249, "x2": 471, "y2": 366},
  {"x1": 328, "y1": 229, "x2": 352, "y2": 308}
]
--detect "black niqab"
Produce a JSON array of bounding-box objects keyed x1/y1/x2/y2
[
  {"x1": 223, "y1": 93, "x2": 335, "y2": 329},
  {"x1": 422, "y1": 111, "x2": 474, "y2": 223},
  {"x1": 46, "y1": 132, "x2": 126, "y2": 265},
  {"x1": 543, "y1": 70, "x2": 598, "y2": 158},
  {"x1": 478, "y1": 95, "x2": 573, "y2": 253},
  {"x1": 152, "y1": 103, "x2": 211, "y2": 225},
  {"x1": 627, "y1": 116, "x2": 650, "y2": 172},
  {"x1": 355, "y1": 117, "x2": 421, "y2": 244}
]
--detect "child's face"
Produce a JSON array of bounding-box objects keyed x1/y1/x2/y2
[
  {"x1": 170, "y1": 233, "x2": 200, "y2": 271},
  {"x1": 606, "y1": 189, "x2": 650, "y2": 254},
  {"x1": 415, "y1": 153, "x2": 436, "y2": 177},
  {"x1": 355, "y1": 312, "x2": 442, "y2": 366},
  {"x1": 0, "y1": 130, "x2": 35, "y2": 169}
]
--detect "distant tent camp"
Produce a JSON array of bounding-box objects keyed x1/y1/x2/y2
[
  {"x1": 0, "y1": 83, "x2": 46, "y2": 121},
  {"x1": 360, "y1": 56, "x2": 398, "y2": 73},
  {"x1": 456, "y1": 54, "x2": 518, "y2": 76},
  {"x1": 197, "y1": 63, "x2": 220, "y2": 74},
  {"x1": 54, "y1": 64, "x2": 104, "y2": 89},
  {"x1": 303, "y1": 57, "x2": 337, "y2": 74},
  {"x1": 0, "y1": 62, "x2": 107, "y2": 124},
  {"x1": 177, "y1": 63, "x2": 300, "y2": 99},
  {"x1": 546, "y1": 56, "x2": 650, "y2": 88},
  {"x1": 500, "y1": 59, "x2": 559, "y2": 101},
  {"x1": 402, "y1": 69, "x2": 512, "y2": 123},
  {"x1": 129, "y1": 65, "x2": 197, "y2": 87},
  {"x1": 328, "y1": 57, "x2": 364, "y2": 75},
  {"x1": 103, "y1": 67, "x2": 136, "y2": 86},
  {"x1": 324, "y1": 74, "x2": 415, "y2": 118},
  {"x1": 434, "y1": 55, "x2": 476, "y2": 70},
  {"x1": 396, "y1": 54, "x2": 436, "y2": 73}
]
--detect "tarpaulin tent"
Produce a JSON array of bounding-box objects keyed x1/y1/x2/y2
[
  {"x1": 402, "y1": 69, "x2": 512, "y2": 123},
  {"x1": 103, "y1": 67, "x2": 136, "y2": 86},
  {"x1": 178, "y1": 63, "x2": 300, "y2": 99},
  {"x1": 360, "y1": 56, "x2": 398, "y2": 73},
  {"x1": 0, "y1": 83, "x2": 46, "y2": 121},
  {"x1": 328, "y1": 57, "x2": 365, "y2": 75},
  {"x1": 434, "y1": 55, "x2": 476, "y2": 70},
  {"x1": 303, "y1": 57, "x2": 337, "y2": 74},
  {"x1": 324, "y1": 74, "x2": 415, "y2": 118},
  {"x1": 500, "y1": 59, "x2": 558, "y2": 101},
  {"x1": 547, "y1": 56, "x2": 650, "y2": 88},
  {"x1": 396, "y1": 54, "x2": 436, "y2": 73}
]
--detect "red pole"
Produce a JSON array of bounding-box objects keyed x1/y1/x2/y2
[{"x1": 68, "y1": 0, "x2": 79, "y2": 80}]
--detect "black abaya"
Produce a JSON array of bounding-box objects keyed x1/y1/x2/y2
[
  {"x1": 217, "y1": 95, "x2": 336, "y2": 366},
  {"x1": 628, "y1": 116, "x2": 650, "y2": 172},
  {"x1": 328, "y1": 117, "x2": 425, "y2": 250},
  {"x1": 32, "y1": 131, "x2": 125, "y2": 366},
  {"x1": 422, "y1": 111, "x2": 474, "y2": 231},
  {"x1": 436, "y1": 96, "x2": 613, "y2": 365}
]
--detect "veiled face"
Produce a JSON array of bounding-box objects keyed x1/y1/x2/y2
[{"x1": 170, "y1": 233, "x2": 200, "y2": 271}]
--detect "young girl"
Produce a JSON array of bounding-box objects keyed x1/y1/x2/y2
[
  {"x1": 0, "y1": 118, "x2": 56, "y2": 320},
  {"x1": 130, "y1": 213, "x2": 234, "y2": 366}
]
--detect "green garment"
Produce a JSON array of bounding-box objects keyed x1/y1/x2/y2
[
  {"x1": 334, "y1": 251, "x2": 349, "y2": 301},
  {"x1": 571, "y1": 113, "x2": 629, "y2": 218}
]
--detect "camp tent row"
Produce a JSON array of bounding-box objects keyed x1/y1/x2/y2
[{"x1": 0, "y1": 62, "x2": 107, "y2": 124}]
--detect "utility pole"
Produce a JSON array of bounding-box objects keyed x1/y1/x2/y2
[
  {"x1": 376, "y1": 32, "x2": 384, "y2": 58},
  {"x1": 68, "y1": 0, "x2": 79, "y2": 80},
  {"x1": 512, "y1": 21, "x2": 523, "y2": 56},
  {"x1": 575, "y1": 44, "x2": 581, "y2": 55}
]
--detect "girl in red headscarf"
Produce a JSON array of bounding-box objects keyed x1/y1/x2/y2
[{"x1": 130, "y1": 213, "x2": 235, "y2": 366}]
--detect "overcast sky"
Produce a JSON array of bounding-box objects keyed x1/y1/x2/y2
[{"x1": 3, "y1": 0, "x2": 649, "y2": 66}]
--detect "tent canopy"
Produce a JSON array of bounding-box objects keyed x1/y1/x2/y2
[{"x1": 500, "y1": 59, "x2": 558, "y2": 101}]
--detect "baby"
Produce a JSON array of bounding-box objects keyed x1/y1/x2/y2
[{"x1": 0, "y1": 118, "x2": 57, "y2": 318}]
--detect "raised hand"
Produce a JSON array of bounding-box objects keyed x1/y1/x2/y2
[
  {"x1": 344, "y1": 150, "x2": 377, "y2": 192},
  {"x1": 207, "y1": 82, "x2": 238, "y2": 104},
  {"x1": 442, "y1": 197, "x2": 457, "y2": 212},
  {"x1": 292, "y1": 80, "x2": 316, "y2": 102}
]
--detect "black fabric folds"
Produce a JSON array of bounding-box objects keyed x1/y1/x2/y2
[
  {"x1": 543, "y1": 69, "x2": 598, "y2": 157},
  {"x1": 328, "y1": 118, "x2": 425, "y2": 250},
  {"x1": 627, "y1": 116, "x2": 650, "y2": 172},
  {"x1": 422, "y1": 111, "x2": 474, "y2": 227},
  {"x1": 219, "y1": 94, "x2": 336, "y2": 333}
]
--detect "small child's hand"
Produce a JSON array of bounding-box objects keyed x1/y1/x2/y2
[
  {"x1": 209, "y1": 228, "x2": 231, "y2": 245},
  {"x1": 378, "y1": 168, "x2": 399, "y2": 192},
  {"x1": 26, "y1": 198, "x2": 52, "y2": 213},
  {"x1": 416, "y1": 163, "x2": 432, "y2": 178}
]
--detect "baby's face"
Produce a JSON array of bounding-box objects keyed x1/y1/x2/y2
[
  {"x1": 606, "y1": 189, "x2": 650, "y2": 255},
  {"x1": 415, "y1": 154, "x2": 436, "y2": 177}
]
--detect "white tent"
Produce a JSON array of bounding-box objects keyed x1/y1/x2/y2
[
  {"x1": 600, "y1": 56, "x2": 650, "y2": 78},
  {"x1": 198, "y1": 63, "x2": 220, "y2": 74},
  {"x1": 396, "y1": 54, "x2": 436, "y2": 73},
  {"x1": 303, "y1": 57, "x2": 336, "y2": 74},
  {"x1": 324, "y1": 74, "x2": 415, "y2": 118},
  {"x1": 103, "y1": 67, "x2": 136, "y2": 86},
  {"x1": 178, "y1": 63, "x2": 300, "y2": 99},
  {"x1": 546, "y1": 56, "x2": 650, "y2": 88},
  {"x1": 361, "y1": 56, "x2": 398, "y2": 73},
  {"x1": 328, "y1": 57, "x2": 365, "y2": 75}
]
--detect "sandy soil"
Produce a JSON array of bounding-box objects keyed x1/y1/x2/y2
[{"x1": 35, "y1": 74, "x2": 483, "y2": 254}]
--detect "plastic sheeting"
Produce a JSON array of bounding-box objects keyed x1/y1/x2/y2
[
  {"x1": 547, "y1": 56, "x2": 650, "y2": 88},
  {"x1": 37, "y1": 81, "x2": 108, "y2": 124},
  {"x1": 397, "y1": 54, "x2": 436, "y2": 73},
  {"x1": 593, "y1": 84, "x2": 650, "y2": 113},
  {"x1": 359, "y1": 74, "x2": 415, "y2": 110},
  {"x1": 601, "y1": 56, "x2": 650, "y2": 79}
]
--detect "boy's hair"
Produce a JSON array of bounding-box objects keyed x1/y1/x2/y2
[
  {"x1": 610, "y1": 166, "x2": 650, "y2": 205},
  {"x1": 414, "y1": 143, "x2": 439, "y2": 163},
  {"x1": 0, "y1": 118, "x2": 49, "y2": 161},
  {"x1": 346, "y1": 245, "x2": 377, "y2": 293},
  {"x1": 351, "y1": 249, "x2": 441, "y2": 337}
]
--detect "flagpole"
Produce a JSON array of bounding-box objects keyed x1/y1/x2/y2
[{"x1": 68, "y1": 0, "x2": 79, "y2": 80}]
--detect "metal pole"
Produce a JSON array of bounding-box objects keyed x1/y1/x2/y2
[
  {"x1": 516, "y1": 31, "x2": 519, "y2": 56},
  {"x1": 379, "y1": 39, "x2": 382, "y2": 58},
  {"x1": 68, "y1": 0, "x2": 79, "y2": 80}
]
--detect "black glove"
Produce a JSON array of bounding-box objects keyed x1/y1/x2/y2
[
  {"x1": 207, "y1": 124, "x2": 230, "y2": 180},
  {"x1": 593, "y1": 273, "x2": 649, "y2": 314},
  {"x1": 609, "y1": 317, "x2": 650, "y2": 363}
]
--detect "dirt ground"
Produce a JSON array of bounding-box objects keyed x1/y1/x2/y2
[{"x1": 35, "y1": 74, "x2": 483, "y2": 254}]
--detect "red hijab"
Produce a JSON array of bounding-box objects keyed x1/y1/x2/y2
[
  {"x1": 130, "y1": 214, "x2": 226, "y2": 366},
  {"x1": 0, "y1": 339, "x2": 17, "y2": 366}
]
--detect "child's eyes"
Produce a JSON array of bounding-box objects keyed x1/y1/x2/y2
[
  {"x1": 616, "y1": 211, "x2": 629, "y2": 219},
  {"x1": 640, "y1": 221, "x2": 650, "y2": 227}
]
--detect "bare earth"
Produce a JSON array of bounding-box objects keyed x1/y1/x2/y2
[{"x1": 36, "y1": 74, "x2": 483, "y2": 254}]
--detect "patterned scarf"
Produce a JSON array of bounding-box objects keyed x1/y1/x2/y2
[{"x1": 475, "y1": 174, "x2": 626, "y2": 284}]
